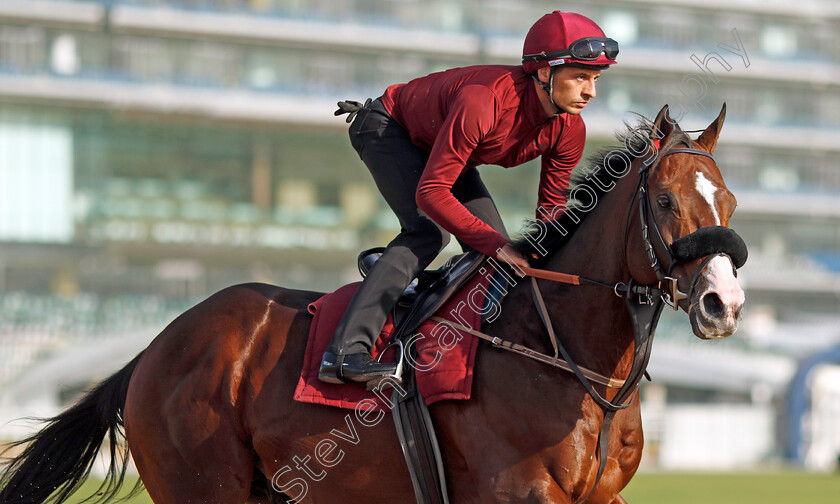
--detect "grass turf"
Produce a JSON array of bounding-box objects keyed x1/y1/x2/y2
[
  {"x1": 621, "y1": 471, "x2": 840, "y2": 504},
  {"x1": 63, "y1": 477, "x2": 151, "y2": 504},
  {"x1": 59, "y1": 471, "x2": 840, "y2": 503}
]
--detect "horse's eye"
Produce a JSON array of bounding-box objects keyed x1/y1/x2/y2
[{"x1": 657, "y1": 196, "x2": 672, "y2": 209}]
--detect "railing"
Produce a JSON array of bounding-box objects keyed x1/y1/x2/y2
[
  {"x1": 3, "y1": 1, "x2": 838, "y2": 62},
  {"x1": 0, "y1": 291, "x2": 196, "y2": 385}
]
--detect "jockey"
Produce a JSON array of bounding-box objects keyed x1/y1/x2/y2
[{"x1": 319, "y1": 11, "x2": 618, "y2": 384}]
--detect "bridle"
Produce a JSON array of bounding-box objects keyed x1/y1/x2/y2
[
  {"x1": 521, "y1": 138, "x2": 746, "y2": 308},
  {"x1": 638, "y1": 139, "x2": 749, "y2": 305},
  {"x1": 637, "y1": 142, "x2": 729, "y2": 309}
]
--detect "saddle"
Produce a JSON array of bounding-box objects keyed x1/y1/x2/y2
[{"x1": 356, "y1": 247, "x2": 481, "y2": 332}]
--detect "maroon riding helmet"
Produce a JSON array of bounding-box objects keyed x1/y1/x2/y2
[
  {"x1": 522, "y1": 11, "x2": 619, "y2": 73},
  {"x1": 522, "y1": 11, "x2": 618, "y2": 113}
]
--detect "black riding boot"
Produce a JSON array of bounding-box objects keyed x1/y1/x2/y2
[{"x1": 318, "y1": 351, "x2": 397, "y2": 384}]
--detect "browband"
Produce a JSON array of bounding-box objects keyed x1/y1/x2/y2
[
  {"x1": 661, "y1": 147, "x2": 716, "y2": 162},
  {"x1": 643, "y1": 145, "x2": 716, "y2": 171}
]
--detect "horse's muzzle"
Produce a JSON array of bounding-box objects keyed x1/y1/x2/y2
[{"x1": 688, "y1": 254, "x2": 745, "y2": 339}]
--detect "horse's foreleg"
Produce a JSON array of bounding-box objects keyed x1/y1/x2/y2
[{"x1": 608, "y1": 495, "x2": 628, "y2": 504}]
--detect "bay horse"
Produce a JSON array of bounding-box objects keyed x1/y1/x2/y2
[{"x1": 0, "y1": 104, "x2": 745, "y2": 504}]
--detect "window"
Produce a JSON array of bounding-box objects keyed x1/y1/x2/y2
[
  {"x1": 50, "y1": 34, "x2": 79, "y2": 75},
  {"x1": 184, "y1": 41, "x2": 242, "y2": 87},
  {"x1": 0, "y1": 122, "x2": 74, "y2": 242},
  {"x1": 0, "y1": 25, "x2": 46, "y2": 72},
  {"x1": 113, "y1": 36, "x2": 173, "y2": 81},
  {"x1": 760, "y1": 24, "x2": 797, "y2": 59},
  {"x1": 758, "y1": 163, "x2": 799, "y2": 192},
  {"x1": 601, "y1": 10, "x2": 638, "y2": 46},
  {"x1": 246, "y1": 49, "x2": 277, "y2": 89}
]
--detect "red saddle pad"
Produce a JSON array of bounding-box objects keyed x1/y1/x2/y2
[{"x1": 293, "y1": 266, "x2": 495, "y2": 412}]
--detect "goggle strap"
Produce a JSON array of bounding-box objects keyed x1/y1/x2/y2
[{"x1": 522, "y1": 37, "x2": 618, "y2": 63}]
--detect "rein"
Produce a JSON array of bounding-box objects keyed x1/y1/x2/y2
[
  {"x1": 431, "y1": 264, "x2": 666, "y2": 392},
  {"x1": 429, "y1": 311, "x2": 625, "y2": 389},
  {"x1": 460, "y1": 144, "x2": 724, "y2": 398}
]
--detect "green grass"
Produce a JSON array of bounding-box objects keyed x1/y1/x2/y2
[
  {"x1": 622, "y1": 471, "x2": 840, "y2": 504},
  {"x1": 63, "y1": 477, "x2": 151, "y2": 504},
  {"x1": 58, "y1": 471, "x2": 840, "y2": 503}
]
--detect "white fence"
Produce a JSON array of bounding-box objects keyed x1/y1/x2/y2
[
  {"x1": 804, "y1": 365, "x2": 840, "y2": 471},
  {"x1": 642, "y1": 402, "x2": 776, "y2": 469}
]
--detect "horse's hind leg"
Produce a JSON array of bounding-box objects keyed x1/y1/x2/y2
[
  {"x1": 127, "y1": 414, "x2": 255, "y2": 503},
  {"x1": 126, "y1": 412, "x2": 255, "y2": 504},
  {"x1": 125, "y1": 363, "x2": 255, "y2": 504}
]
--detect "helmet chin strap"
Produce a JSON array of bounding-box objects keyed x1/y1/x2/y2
[{"x1": 533, "y1": 66, "x2": 563, "y2": 115}]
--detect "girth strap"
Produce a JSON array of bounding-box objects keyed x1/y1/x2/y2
[{"x1": 392, "y1": 358, "x2": 451, "y2": 504}]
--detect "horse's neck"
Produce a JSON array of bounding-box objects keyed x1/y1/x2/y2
[
  {"x1": 551, "y1": 173, "x2": 635, "y2": 289},
  {"x1": 496, "y1": 169, "x2": 639, "y2": 379}
]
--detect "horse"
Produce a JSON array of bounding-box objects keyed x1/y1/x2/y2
[{"x1": 0, "y1": 104, "x2": 745, "y2": 504}]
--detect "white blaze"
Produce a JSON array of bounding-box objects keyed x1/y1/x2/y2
[{"x1": 695, "y1": 172, "x2": 720, "y2": 225}]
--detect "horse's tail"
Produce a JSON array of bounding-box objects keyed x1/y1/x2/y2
[{"x1": 0, "y1": 352, "x2": 145, "y2": 504}]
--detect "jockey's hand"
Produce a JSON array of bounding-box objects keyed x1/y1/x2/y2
[{"x1": 496, "y1": 243, "x2": 530, "y2": 276}]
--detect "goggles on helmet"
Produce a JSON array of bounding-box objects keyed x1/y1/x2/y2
[{"x1": 522, "y1": 37, "x2": 619, "y2": 65}]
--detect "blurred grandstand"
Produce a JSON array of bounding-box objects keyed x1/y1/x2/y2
[{"x1": 1, "y1": 0, "x2": 839, "y2": 471}]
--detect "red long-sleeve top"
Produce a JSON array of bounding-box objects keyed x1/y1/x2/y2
[{"x1": 380, "y1": 65, "x2": 586, "y2": 257}]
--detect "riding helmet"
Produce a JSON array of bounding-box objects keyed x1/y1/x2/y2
[{"x1": 522, "y1": 11, "x2": 618, "y2": 74}]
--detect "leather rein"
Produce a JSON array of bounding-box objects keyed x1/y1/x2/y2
[{"x1": 443, "y1": 143, "x2": 717, "y2": 388}]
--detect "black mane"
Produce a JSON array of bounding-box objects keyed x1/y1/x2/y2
[{"x1": 513, "y1": 115, "x2": 692, "y2": 266}]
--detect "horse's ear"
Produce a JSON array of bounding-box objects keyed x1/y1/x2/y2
[
  {"x1": 696, "y1": 103, "x2": 727, "y2": 154},
  {"x1": 650, "y1": 104, "x2": 674, "y2": 144}
]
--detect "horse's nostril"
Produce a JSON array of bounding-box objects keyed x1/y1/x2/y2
[{"x1": 702, "y1": 292, "x2": 725, "y2": 319}]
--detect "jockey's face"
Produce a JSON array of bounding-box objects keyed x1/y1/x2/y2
[{"x1": 537, "y1": 65, "x2": 602, "y2": 116}]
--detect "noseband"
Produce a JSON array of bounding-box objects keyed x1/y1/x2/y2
[{"x1": 637, "y1": 144, "x2": 748, "y2": 309}]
